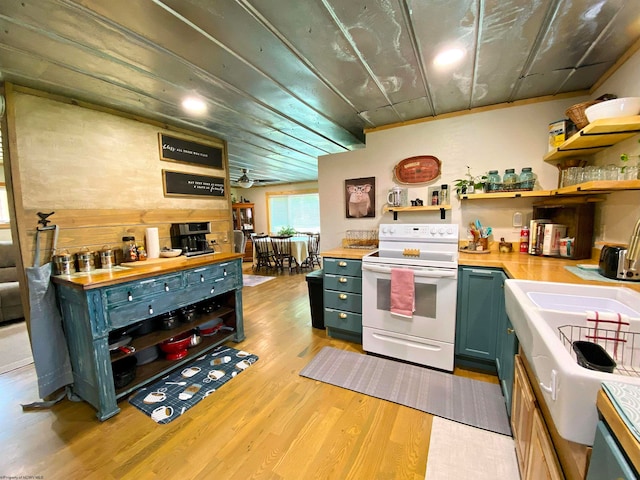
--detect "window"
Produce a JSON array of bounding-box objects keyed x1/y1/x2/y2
[{"x1": 267, "y1": 191, "x2": 319, "y2": 234}]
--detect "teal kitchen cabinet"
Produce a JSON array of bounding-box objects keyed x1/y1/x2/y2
[
  {"x1": 587, "y1": 421, "x2": 638, "y2": 479},
  {"x1": 496, "y1": 314, "x2": 518, "y2": 416},
  {"x1": 455, "y1": 267, "x2": 507, "y2": 369},
  {"x1": 53, "y1": 257, "x2": 244, "y2": 421},
  {"x1": 323, "y1": 257, "x2": 362, "y2": 344}
]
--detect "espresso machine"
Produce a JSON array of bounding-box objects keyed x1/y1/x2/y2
[{"x1": 170, "y1": 222, "x2": 214, "y2": 256}]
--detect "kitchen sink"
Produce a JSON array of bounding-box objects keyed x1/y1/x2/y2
[{"x1": 504, "y1": 279, "x2": 640, "y2": 446}]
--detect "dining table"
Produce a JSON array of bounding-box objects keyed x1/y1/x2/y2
[{"x1": 252, "y1": 235, "x2": 309, "y2": 268}]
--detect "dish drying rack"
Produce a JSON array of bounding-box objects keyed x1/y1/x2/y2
[
  {"x1": 345, "y1": 230, "x2": 378, "y2": 249},
  {"x1": 559, "y1": 325, "x2": 640, "y2": 377}
]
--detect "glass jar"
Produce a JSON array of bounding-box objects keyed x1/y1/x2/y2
[
  {"x1": 122, "y1": 236, "x2": 138, "y2": 263},
  {"x1": 487, "y1": 170, "x2": 501, "y2": 191},
  {"x1": 503, "y1": 169, "x2": 517, "y2": 189},
  {"x1": 519, "y1": 167, "x2": 534, "y2": 189}
]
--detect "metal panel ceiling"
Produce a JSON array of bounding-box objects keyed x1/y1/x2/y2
[{"x1": 0, "y1": 0, "x2": 638, "y2": 186}]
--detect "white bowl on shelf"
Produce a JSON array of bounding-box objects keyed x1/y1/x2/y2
[
  {"x1": 584, "y1": 97, "x2": 640, "y2": 123},
  {"x1": 159, "y1": 248, "x2": 182, "y2": 258}
]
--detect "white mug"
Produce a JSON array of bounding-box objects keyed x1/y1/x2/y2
[
  {"x1": 143, "y1": 391, "x2": 166, "y2": 404},
  {"x1": 151, "y1": 405, "x2": 173, "y2": 422},
  {"x1": 387, "y1": 187, "x2": 403, "y2": 207}
]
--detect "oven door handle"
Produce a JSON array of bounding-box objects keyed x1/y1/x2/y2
[{"x1": 362, "y1": 263, "x2": 456, "y2": 278}]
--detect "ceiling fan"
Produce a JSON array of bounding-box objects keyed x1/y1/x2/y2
[{"x1": 232, "y1": 168, "x2": 279, "y2": 188}]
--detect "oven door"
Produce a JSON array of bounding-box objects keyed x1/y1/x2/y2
[{"x1": 361, "y1": 262, "x2": 458, "y2": 370}]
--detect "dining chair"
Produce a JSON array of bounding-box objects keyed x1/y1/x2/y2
[
  {"x1": 270, "y1": 235, "x2": 297, "y2": 272},
  {"x1": 252, "y1": 234, "x2": 275, "y2": 272},
  {"x1": 302, "y1": 233, "x2": 321, "y2": 269}
]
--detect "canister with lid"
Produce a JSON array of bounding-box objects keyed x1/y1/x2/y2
[
  {"x1": 76, "y1": 247, "x2": 96, "y2": 273},
  {"x1": 53, "y1": 250, "x2": 73, "y2": 275},
  {"x1": 122, "y1": 236, "x2": 138, "y2": 263},
  {"x1": 519, "y1": 167, "x2": 535, "y2": 187},
  {"x1": 100, "y1": 245, "x2": 115, "y2": 269},
  {"x1": 487, "y1": 170, "x2": 501, "y2": 191},
  {"x1": 503, "y1": 169, "x2": 517, "y2": 189}
]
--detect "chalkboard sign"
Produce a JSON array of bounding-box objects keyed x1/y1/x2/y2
[
  {"x1": 163, "y1": 170, "x2": 225, "y2": 198},
  {"x1": 159, "y1": 133, "x2": 223, "y2": 169}
]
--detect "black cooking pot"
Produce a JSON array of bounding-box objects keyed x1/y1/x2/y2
[
  {"x1": 134, "y1": 317, "x2": 157, "y2": 336},
  {"x1": 157, "y1": 311, "x2": 179, "y2": 330},
  {"x1": 112, "y1": 356, "x2": 137, "y2": 389},
  {"x1": 179, "y1": 305, "x2": 197, "y2": 323}
]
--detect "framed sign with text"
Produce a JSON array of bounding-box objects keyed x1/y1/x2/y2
[
  {"x1": 159, "y1": 133, "x2": 223, "y2": 169},
  {"x1": 163, "y1": 170, "x2": 225, "y2": 198}
]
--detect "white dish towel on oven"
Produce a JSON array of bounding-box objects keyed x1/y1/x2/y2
[{"x1": 390, "y1": 268, "x2": 415, "y2": 318}]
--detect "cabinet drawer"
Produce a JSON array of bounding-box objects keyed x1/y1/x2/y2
[
  {"x1": 323, "y1": 258, "x2": 362, "y2": 277},
  {"x1": 324, "y1": 308, "x2": 362, "y2": 333},
  {"x1": 106, "y1": 292, "x2": 180, "y2": 328},
  {"x1": 103, "y1": 273, "x2": 183, "y2": 306},
  {"x1": 323, "y1": 273, "x2": 362, "y2": 294},
  {"x1": 185, "y1": 262, "x2": 238, "y2": 287},
  {"x1": 324, "y1": 290, "x2": 362, "y2": 313}
]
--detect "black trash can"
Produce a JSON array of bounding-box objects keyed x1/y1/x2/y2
[{"x1": 306, "y1": 269, "x2": 324, "y2": 329}]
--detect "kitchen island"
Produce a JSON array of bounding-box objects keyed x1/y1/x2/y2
[{"x1": 52, "y1": 252, "x2": 244, "y2": 421}]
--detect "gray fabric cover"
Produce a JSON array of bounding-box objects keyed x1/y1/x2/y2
[
  {"x1": 0, "y1": 241, "x2": 24, "y2": 323},
  {"x1": 233, "y1": 230, "x2": 247, "y2": 254}
]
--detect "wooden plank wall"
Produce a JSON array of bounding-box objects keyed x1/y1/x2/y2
[{"x1": 2, "y1": 83, "x2": 235, "y2": 324}]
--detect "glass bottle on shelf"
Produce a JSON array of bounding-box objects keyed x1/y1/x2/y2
[
  {"x1": 487, "y1": 170, "x2": 501, "y2": 192},
  {"x1": 503, "y1": 169, "x2": 517, "y2": 190},
  {"x1": 519, "y1": 167, "x2": 534, "y2": 188}
]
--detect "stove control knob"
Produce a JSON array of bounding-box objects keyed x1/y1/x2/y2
[
  {"x1": 430, "y1": 227, "x2": 437, "y2": 235},
  {"x1": 447, "y1": 227, "x2": 454, "y2": 235},
  {"x1": 438, "y1": 227, "x2": 445, "y2": 235}
]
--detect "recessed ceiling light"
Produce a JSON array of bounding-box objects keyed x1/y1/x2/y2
[
  {"x1": 433, "y1": 48, "x2": 465, "y2": 67},
  {"x1": 182, "y1": 97, "x2": 207, "y2": 114}
]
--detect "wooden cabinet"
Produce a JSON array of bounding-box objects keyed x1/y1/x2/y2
[
  {"x1": 512, "y1": 355, "x2": 563, "y2": 480},
  {"x1": 323, "y1": 257, "x2": 362, "y2": 344},
  {"x1": 232, "y1": 202, "x2": 254, "y2": 261},
  {"x1": 54, "y1": 258, "x2": 245, "y2": 421},
  {"x1": 455, "y1": 267, "x2": 505, "y2": 367},
  {"x1": 526, "y1": 409, "x2": 564, "y2": 480},
  {"x1": 512, "y1": 355, "x2": 536, "y2": 477},
  {"x1": 532, "y1": 196, "x2": 596, "y2": 260}
]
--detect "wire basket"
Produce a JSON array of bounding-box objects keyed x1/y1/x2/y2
[
  {"x1": 345, "y1": 230, "x2": 378, "y2": 249},
  {"x1": 558, "y1": 324, "x2": 640, "y2": 377},
  {"x1": 485, "y1": 179, "x2": 535, "y2": 193},
  {"x1": 565, "y1": 101, "x2": 601, "y2": 130}
]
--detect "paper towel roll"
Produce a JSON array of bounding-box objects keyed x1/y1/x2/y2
[{"x1": 146, "y1": 227, "x2": 160, "y2": 259}]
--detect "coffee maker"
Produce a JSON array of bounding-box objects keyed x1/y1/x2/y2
[{"x1": 170, "y1": 222, "x2": 214, "y2": 257}]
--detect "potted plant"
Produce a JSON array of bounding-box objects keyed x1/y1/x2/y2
[
  {"x1": 454, "y1": 166, "x2": 487, "y2": 195},
  {"x1": 620, "y1": 138, "x2": 640, "y2": 180},
  {"x1": 276, "y1": 226, "x2": 296, "y2": 236}
]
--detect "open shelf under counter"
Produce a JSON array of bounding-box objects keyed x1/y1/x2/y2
[
  {"x1": 551, "y1": 179, "x2": 640, "y2": 195},
  {"x1": 459, "y1": 190, "x2": 552, "y2": 200},
  {"x1": 544, "y1": 115, "x2": 640, "y2": 162},
  {"x1": 383, "y1": 204, "x2": 451, "y2": 220}
]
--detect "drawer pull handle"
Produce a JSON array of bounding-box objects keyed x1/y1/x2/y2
[
  {"x1": 148, "y1": 305, "x2": 153, "y2": 315},
  {"x1": 164, "y1": 283, "x2": 170, "y2": 292},
  {"x1": 339, "y1": 313, "x2": 347, "y2": 319},
  {"x1": 338, "y1": 261, "x2": 347, "y2": 267},
  {"x1": 507, "y1": 328, "x2": 515, "y2": 334},
  {"x1": 210, "y1": 287, "x2": 215, "y2": 294},
  {"x1": 339, "y1": 293, "x2": 348, "y2": 300},
  {"x1": 339, "y1": 277, "x2": 348, "y2": 283},
  {"x1": 200, "y1": 274, "x2": 205, "y2": 283},
  {"x1": 223, "y1": 269, "x2": 227, "y2": 276},
  {"x1": 127, "y1": 292, "x2": 133, "y2": 302}
]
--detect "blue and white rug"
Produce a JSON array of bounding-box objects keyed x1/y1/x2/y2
[{"x1": 129, "y1": 345, "x2": 258, "y2": 424}]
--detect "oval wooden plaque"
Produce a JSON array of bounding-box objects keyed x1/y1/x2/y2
[{"x1": 393, "y1": 155, "x2": 441, "y2": 185}]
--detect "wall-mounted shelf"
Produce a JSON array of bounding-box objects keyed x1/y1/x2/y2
[
  {"x1": 543, "y1": 115, "x2": 640, "y2": 162},
  {"x1": 460, "y1": 190, "x2": 552, "y2": 200},
  {"x1": 551, "y1": 179, "x2": 640, "y2": 195},
  {"x1": 383, "y1": 204, "x2": 451, "y2": 220}
]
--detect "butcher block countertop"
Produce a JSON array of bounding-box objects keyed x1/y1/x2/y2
[{"x1": 51, "y1": 252, "x2": 243, "y2": 290}]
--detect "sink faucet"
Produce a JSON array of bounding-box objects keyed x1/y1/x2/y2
[{"x1": 626, "y1": 217, "x2": 640, "y2": 272}]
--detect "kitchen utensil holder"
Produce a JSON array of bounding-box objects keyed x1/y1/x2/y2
[{"x1": 558, "y1": 325, "x2": 640, "y2": 377}]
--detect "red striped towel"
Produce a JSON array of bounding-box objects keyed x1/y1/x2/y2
[
  {"x1": 586, "y1": 311, "x2": 630, "y2": 361},
  {"x1": 390, "y1": 268, "x2": 415, "y2": 318}
]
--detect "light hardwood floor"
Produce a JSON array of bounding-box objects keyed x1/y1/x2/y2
[{"x1": 0, "y1": 263, "x2": 498, "y2": 480}]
